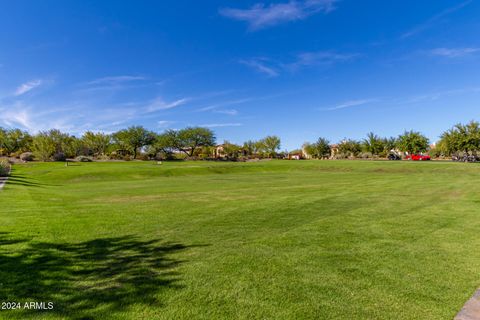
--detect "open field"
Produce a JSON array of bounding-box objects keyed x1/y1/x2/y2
[{"x1": 1, "y1": 160, "x2": 480, "y2": 319}]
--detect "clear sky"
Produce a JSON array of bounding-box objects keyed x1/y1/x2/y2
[{"x1": 0, "y1": 0, "x2": 479, "y2": 150}]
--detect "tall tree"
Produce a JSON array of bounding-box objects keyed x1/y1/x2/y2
[
  {"x1": 242, "y1": 140, "x2": 257, "y2": 156},
  {"x1": 259, "y1": 136, "x2": 281, "y2": 158},
  {"x1": 303, "y1": 137, "x2": 331, "y2": 159},
  {"x1": 438, "y1": 121, "x2": 480, "y2": 156},
  {"x1": 0, "y1": 128, "x2": 32, "y2": 155},
  {"x1": 383, "y1": 137, "x2": 398, "y2": 153},
  {"x1": 147, "y1": 132, "x2": 177, "y2": 159},
  {"x1": 166, "y1": 127, "x2": 216, "y2": 157},
  {"x1": 397, "y1": 131, "x2": 429, "y2": 154},
  {"x1": 255, "y1": 140, "x2": 266, "y2": 157},
  {"x1": 62, "y1": 136, "x2": 84, "y2": 158},
  {"x1": 31, "y1": 132, "x2": 56, "y2": 161},
  {"x1": 0, "y1": 128, "x2": 5, "y2": 156},
  {"x1": 82, "y1": 131, "x2": 111, "y2": 156},
  {"x1": 338, "y1": 139, "x2": 362, "y2": 157},
  {"x1": 362, "y1": 132, "x2": 384, "y2": 156},
  {"x1": 222, "y1": 141, "x2": 242, "y2": 159},
  {"x1": 113, "y1": 126, "x2": 155, "y2": 159}
]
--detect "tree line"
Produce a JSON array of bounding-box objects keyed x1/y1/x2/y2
[
  {"x1": 1, "y1": 121, "x2": 480, "y2": 162},
  {"x1": 0, "y1": 126, "x2": 281, "y2": 162},
  {"x1": 303, "y1": 130, "x2": 430, "y2": 159}
]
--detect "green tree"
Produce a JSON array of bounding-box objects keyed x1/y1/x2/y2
[
  {"x1": 383, "y1": 137, "x2": 398, "y2": 153},
  {"x1": 62, "y1": 136, "x2": 84, "y2": 158},
  {"x1": 44, "y1": 129, "x2": 71, "y2": 154},
  {"x1": 397, "y1": 131, "x2": 429, "y2": 154},
  {"x1": 166, "y1": 127, "x2": 216, "y2": 157},
  {"x1": 259, "y1": 136, "x2": 281, "y2": 158},
  {"x1": 113, "y1": 126, "x2": 156, "y2": 159},
  {"x1": 254, "y1": 140, "x2": 266, "y2": 157},
  {"x1": 31, "y1": 132, "x2": 56, "y2": 161},
  {"x1": 29, "y1": 129, "x2": 74, "y2": 161},
  {"x1": 0, "y1": 128, "x2": 5, "y2": 155},
  {"x1": 242, "y1": 140, "x2": 257, "y2": 157},
  {"x1": 222, "y1": 141, "x2": 242, "y2": 159},
  {"x1": 438, "y1": 121, "x2": 480, "y2": 156},
  {"x1": 362, "y1": 132, "x2": 385, "y2": 156},
  {"x1": 82, "y1": 131, "x2": 111, "y2": 156},
  {"x1": 338, "y1": 139, "x2": 362, "y2": 157},
  {"x1": 147, "y1": 132, "x2": 176, "y2": 159},
  {"x1": 303, "y1": 137, "x2": 331, "y2": 159},
  {"x1": 0, "y1": 128, "x2": 32, "y2": 156}
]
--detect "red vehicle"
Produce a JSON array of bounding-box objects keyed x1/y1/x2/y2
[{"x1": 405, "y1": 154, "x2": 431, "y2": 161}]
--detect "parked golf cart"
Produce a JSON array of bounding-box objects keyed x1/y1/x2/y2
[{"x1": 387, "y1": 153, "x2": 401, "y2": 160}]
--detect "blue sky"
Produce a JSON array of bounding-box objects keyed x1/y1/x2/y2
[{"x1": 0, "y1": 0, "x2": 479, "y2": 150}]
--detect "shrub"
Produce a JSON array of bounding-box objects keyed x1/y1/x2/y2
[
  {"x1": 154, "y1": 151, "x2": 175, "y2": 161},
  {"x1": 333, "y1": 152, "x2": 348, "y2": 160},
  {"x1": 96, "y1": 154, "x2": 110, "y2": 161},
  {"x1": 20, "y1": 152, "x2": 35, "y2": 162},
  {"x1": 0, "y1": 159, "x2": 10, "y2": 177},
  {"x1": 75, "y1": 155, "x2": 93, "y2": 162},
  {"x1": 137, "y1": 154, "x2": 150, "y2": 161},
  {"x1": 359, "y1": 152, "x2": 373, "y2": 159},
  {"x1": 108, "y1": 151, "x2": 121, "y2": 160},
  {"x1": 53, "y1": 152, "x2": 66, "y2": 162}
]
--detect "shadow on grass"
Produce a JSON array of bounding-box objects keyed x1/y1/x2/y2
[
  {"x1": 0, "y1": 234, "x2": 197, "y2": 319},
  {"x1": 5, "y1": 177, "x2": 45, "y2": 187},
  {"x1": 4, "y1": 172, "x2": 61, "y2": 188}
]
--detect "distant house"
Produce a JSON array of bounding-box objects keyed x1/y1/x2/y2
[
  {"x1": 289, "y1": 153, "x2": 302, "y2": 160},
  {"x1": 213, "y1": 144, "x2": 227, "y2": 159},
  {"x1": 213, "y1": 143, "x2": 247, "y2": 159},
  {"x1": 287, "y1": 150, "x2": 304, "y2": 160},
  {"x1": 329, "y1": 144, "x2": 340, "y2": 158},
  {"x1": 301, "y1": 147, "x2": 312, "y2": 159}
]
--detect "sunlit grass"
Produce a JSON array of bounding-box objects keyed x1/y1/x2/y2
[{"x1": 1, "y1": 160, "x2": 479, "y2": 319}]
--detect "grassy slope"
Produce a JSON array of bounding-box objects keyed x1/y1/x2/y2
[{"x1": 1, "y1": 160, "x2": 480, "y2": 319}]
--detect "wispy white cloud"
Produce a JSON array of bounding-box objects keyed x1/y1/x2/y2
[
  {"x1": 0, "y1": 103, "x2": 79, "y2": 133},
  {"x1": 241, "y1": 51, "x2": 357, "y2": 76},
  {"x1": 86, "y1": 75, "x2": 146, "y2": 85},
  {"x1": 214, "y1": 109, "x2": 238, "y2": 116},
  {"x1": 323, "y1": 98, "x2": 377, "y2": 111},
  {"x1": 145, "y1": 97, "x2": 190, "y2": 112},
  {"x1": 429, "y1": 47, "x2": 480, "y2": 58},
  {"x1": 402, "y1": 87, "x2": 480, "y2": 104},
  {"x1": 198, "y1": 98, "x2": 251, "y2": 112},
  {"x1": 14, "y1": 79, "x2": 43, "y2": 96},
  {"x1": 220, "y1": 0, "x2": 337, "y2": 30},
  {"x1": 287, "y1": 51, "x2": 358, "y2": 70},
  {"x1": 76, "y1": 75, "x2": 148, "y2": 93},
  {"x1": 157, "y1": 120, "x2": 175, "y2": 128},
  {"x1": 401, "y1": 0, "x2": 472, "y2": 39},
  {"x1": 240, "y1": 59, "x2": 279, "y2": 77},
  {"x1": 200, "y1": 123, "x2": 243, "y2": 128},
  {"x1": 0, "y1": 109, "x2": 32, "y2": 128},
  {"x1": 1, "y1": 91, "x2": 189, "y2": 134}
]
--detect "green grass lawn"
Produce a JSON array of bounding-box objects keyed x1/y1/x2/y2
[{"x1": 1, "y1": 160, "x2": 480, "y2": 319}]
